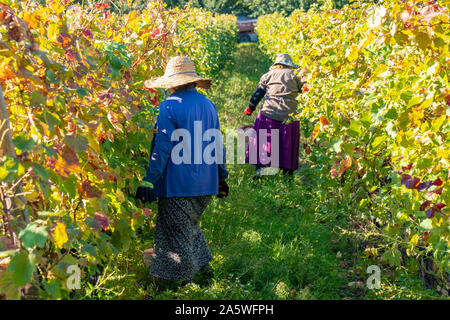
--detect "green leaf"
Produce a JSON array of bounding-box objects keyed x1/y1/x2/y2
[
  {"x1": 341, "y1": 143, "x2": 354, "y2": 156},
  {"x1": 419, "y1": 97, "x2": 433, "y2": 109},
  {"x1": 414, "y1": 31, "x2": 431, "y2": 51},
  {"x1": 76, "y1": 88, "x2": 89, "y2": 97},
  {"x1": 62, "y1": 174, "x2": 78, "y2": 198},
  {"x1": 54, "y1": 95, "x2": 66, "y2": 113},
  {"x1": 64, "y1": 134, "x2": 89, "y2": 153},
  {"x1": 139, "y1": 181, "x2": 154, "y2": 188},
  {"x1": 371, "y1": 135, "x2": 385, "y2": 151},
  {"x1": 7, "y1": 251, "x2": 35, "y2": 287},
  {"x1": 400, "y1": 91, "x2": 413, "y2": 104},
  {"x1": 43, "y1": 144, "x2": 58, "y2": 158},
  {"x1": 30, "y1": 91, "x2": 46, "y2": 107},
  {"x1": 0, "y1": 249, "x2": 17, "y2": 258},
  {"x1": 420, "y1": 219, "x2": 433, "y2": 230},
  {"x1": 31, "y1": 162, "x2": 49, "y2": 180},
  {"x1": 407, "y1": 96, "x2": 421, "y2": 107},
  {"x1": 417, "y1": 157, "x2": 433, "y2": 170},
  {"x1": 384, "y1": 108, "x2": 397, "y2": 120},
  {"x1": 45, "y1": 70, "x2": 59, "y2": 84},
  {"x1": 43, "y1": 110, "x2": 61, "y2": 134},
  {"x1": 434, "y1": 37, "x2": 445, "y2": 48},
  {"x1": 38, "y1": 180, "x2": 51, "y2": 199},
  {"x1": 12, "y1": 135, "x2": 36, "y2": 153},
  {"x1": 43, "y1": 279, "x2": 61, "y2": 298},
  {"x1": 348, "y1": 121, "x2": 362, "y2": 138},
  {"x1": 394, "y1": 31, "x2": 408, "y2": 45},
  {"x1": 19, "y1": 221, "x2": 49, "y2": 249}
]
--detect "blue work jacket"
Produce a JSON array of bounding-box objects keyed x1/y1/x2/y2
[{"x1": 144, "y1": 88, "x2": 228, "y2": 198}]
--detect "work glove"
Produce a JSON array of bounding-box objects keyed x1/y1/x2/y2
[
  {"x1": 135, "y1": 186, "x2": 156, "y2": 204},
  {"x1": 217, "y1": 181, "x2": 229, "y2": 198},
  {"x1": 244, "y1": 107, "x2": 253, "y2": 116}
]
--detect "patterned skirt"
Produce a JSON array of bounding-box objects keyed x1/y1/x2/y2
[
  {"x1": 149, "y1": 196, "x2": 213, "y2": 281},
  {"x1": 246, "y1": 112, "x2": 300, "y2": 170}
]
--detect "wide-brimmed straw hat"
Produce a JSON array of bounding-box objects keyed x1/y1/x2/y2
[
  {"x1": 272, "y1": 53, "x2": 300, "y2": 69},
  {"x1": 144, "y1": 56, "x2": 212, "y2": 90}
]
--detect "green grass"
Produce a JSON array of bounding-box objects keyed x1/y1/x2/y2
[{"x1": 81, "y1": 43, "x2": 446, "y2": 300}]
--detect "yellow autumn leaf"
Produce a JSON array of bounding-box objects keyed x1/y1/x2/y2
[
  {"x1": 23, "y1": 11, "x2": 39, "y2": 29},
  {"x1": 346, "y1": 45, "x2": 359, "y2": 62},
  {"x1": 47, "y1": 23, "x2": 59, "y2": 42},
  {"x1": 54, "y1": 222, "x2": 68, "y2": 249},
  {"x1": 409, "y1": 107, "x2": 424, "y2": 125},
  {"x1": 116, "y1": 189, "x2": 125, "y2": 202},
  {"x1": 342, "y1": 155, "x2": 352, "y2": 169},
  {"x1": 311, "y1": 125, "x2": 320, "y2": 140}
]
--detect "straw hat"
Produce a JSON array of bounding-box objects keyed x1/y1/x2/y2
[
  {"x1": 272, "y1": 53, "x2": 300, "y2": 69},
  {"x1": 144, "y1": 56, "x2": 212, "y2": 90}
]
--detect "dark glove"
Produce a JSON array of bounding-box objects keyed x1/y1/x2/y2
[
  {"x1": 135, "y1": 186, "x2": 156, "y2": 204},
  {"x1": 244, "y1": 107, "x2": 253, "y2": 116},
  {"x1": 217, "y1": 181, "x2": 229, "y2": 198}
]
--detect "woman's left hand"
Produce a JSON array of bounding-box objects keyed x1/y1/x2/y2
[{"x1": 135, "y1": 186, "x2": 156, "y2": 203}]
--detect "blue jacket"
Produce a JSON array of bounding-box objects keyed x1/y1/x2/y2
[{"x1": 144, "y1": 88, "x2": 228, "y2": 198}]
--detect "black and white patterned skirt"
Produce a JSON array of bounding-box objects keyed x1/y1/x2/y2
[{"x1": 149, "y1": 196, "x2": 213, "y2": 281}]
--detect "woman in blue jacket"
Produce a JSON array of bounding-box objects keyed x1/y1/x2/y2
[{"x1": 136, "y1": 56, "x2": 228, "y2": 291}]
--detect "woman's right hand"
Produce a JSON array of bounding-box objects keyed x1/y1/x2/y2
[
  {"x1": 217, "y1": 181, "x2": 229, "y2": 198},
  {"x1": 244, "y1": 107, "x2": 253, "y2": 116}
]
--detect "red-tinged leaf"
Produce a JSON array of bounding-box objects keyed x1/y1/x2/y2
[
  {"x1": 331, "y1": 162, "x2": 340, "y2": 179},
  {"x1": 53, "y1": 146, "x2": 80, "y2": 178},
  {"x1": 417, "y1": 181, "x2": 432, "y2": 192},
  {"x1": 305, "y1": 146, "x2": 311, "y2": 155},
  {"x1": 93, "y1": 169, "x2": 108, "y2": 180},
  {"x1": 426, "y1": 188, "x2": 442, "y2": 197},
  {"x1": 57, "y1": 33, "x2": 71, "y2": 48},
  {"x1": 0, "y1": 236, "x2": 14, "y2": 250},
  {"x1": 401, "y1": 174, "x2": 420, "y2": 189},
  {"x1": 320, "y1": 116, "x2": 330, "y2": 126},
  {"x1": 433, "y1": 188, "x2": 442, "y2": 195},
  {"x1": 149, "y1": 28, "x2": 163, "y2": 39},
  {"x1": 434, "y1": 203, "x2": 446, "y2": 211},
  {"x1": 92, "y1": 211, "x2": 109, "y2": 231},
  {"x1": 397, "y1": 163, "x2": 413, "y2": 174},
  {"x1": 426, "y1": 203, "x2": 445, "y2": 219},
  {"x1": 426, "y1": 207, "x2": 435, "y2": 218},
  {"x1": 420, "y1": 200, "x2": 432, "y2": 211},
  {"x1": 81, "y1": 180, "x2": 102, "y2": 199},
  {"x1": 432, "y1": 178, "x2": 443, "y2": 186},
  {"x1": 302, "y1": 84, "x2": 309, "y2": 93},
  {"x1": 95, "y1": 3, "x2": 111, "y2": 10},
  {"x1": 401, "y1": 174, "x2": 412, "y2": 184},
  {"x1": 120, "y1": 106, "x2": 132, "y2": 122},
  {"x1": 65, "y1": 49, "x2": 75, "y2": 61},
  {"x1": 143, "y1": 208, "x2": 153, "y2": 218},
  {"x1": 82, "y1": 28, "x2": 93, "y2": 39}
]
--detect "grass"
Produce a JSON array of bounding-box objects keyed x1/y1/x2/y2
[{"x1": 80, "y1": 43, "x2": 446, "y2": 300}]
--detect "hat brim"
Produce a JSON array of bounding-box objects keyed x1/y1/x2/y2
[
  {"x1": 145, "y1": 74, "x2": 213, "y2": 90},
  {"x1": 272, "y1": 62, "x2": 300, "y2": 69}
]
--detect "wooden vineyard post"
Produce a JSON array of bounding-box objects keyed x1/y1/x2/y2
[{"x1": 0, "y1": 85, "x2": 30, "y2": 247}]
